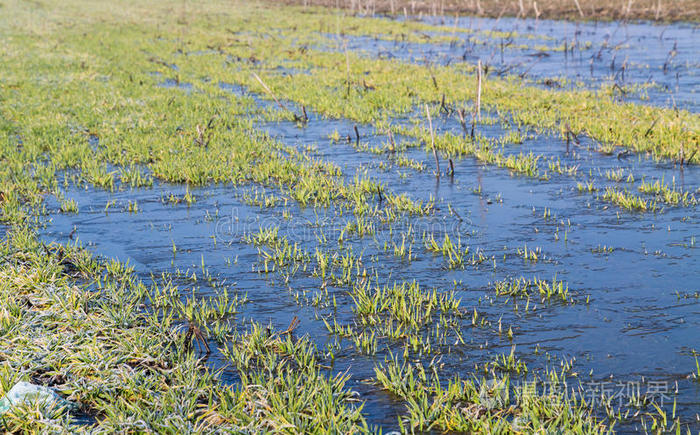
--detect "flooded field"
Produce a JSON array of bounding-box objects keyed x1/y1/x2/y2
[
  {"x1": 1, "y1": 0, "x2": 699, "y2": 432},
  {"x1": 335, "y1": 16, "x2": 700, "y2": 111}
]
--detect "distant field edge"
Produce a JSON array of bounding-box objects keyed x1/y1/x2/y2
[{"x1": 269, "y1": 0, "x2": 700, "y2": 23}]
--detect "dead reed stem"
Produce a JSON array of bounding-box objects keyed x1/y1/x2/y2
[
  {"x1": 425, "y1": 104, "x2": 440, "y2": 178},
  {"x1": 476, "y1": 59, "x2": 482, "y2": 122},
  {"x1": 252, "y1": 72, "x2": 285, "y2": 111}
]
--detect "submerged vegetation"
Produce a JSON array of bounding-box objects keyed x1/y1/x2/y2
[{"x1": 0, "y1": 0, "x2": 698, "y2": 432}]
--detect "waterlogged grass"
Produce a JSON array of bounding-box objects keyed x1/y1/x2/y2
[
  {"x1": 374, "y1": 355, "x2": 606, "y2": 433},
  {"x1": 638, "y1": 178, "x2": 698, "y2": 206},
  {"x1": 1, "y1": 0, "x2": 699, "y2": 432},
  {"x1": 1, "y1": 2, "x2": 440, "y2": 228},
  {"x1": 245, "y1": 224, "x2": 479, "y2": 355},
  {"x1": 200, "y1": 19, "x2": 698, "y2": 162},
  {"x1": 424, "y1": 232, "x2": 487, "y2": 269},
  {"x1": 0, "y1": 228, "x2": 367, "y2": 432},
  {"x1": 492, "y1": 276, "x2": 578, "y2": 305},
  {"x1": 326, "y1": 279, "x2": 467, "y2": 355},
  {"x1": 601, "y1": 187, "x2": 660, "y2": 212},
  {"x1": 1, "y1": 0, "x2": 695, "y2": 226}
]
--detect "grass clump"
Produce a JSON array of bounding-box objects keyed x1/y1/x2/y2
[
  {"x1": 492, "y1": 276, "x2": 574, "y2": 304},
  {"x1": 325, "y1": 279, "x2": 467, "y2": 355},
  {"x1": 374, "y1": 355, "x2": 606, "y2": 434},
  {"x1": 601, "y1": 187, "x2": 659, "y2": 212},
  {"x1": 423, "y1": 232, "x2": 486, "y2": 269},
  {"x1": 638, "y1": 177, "x2": 697, "y2": 206},
  {"x1": 219, "y1": 323, "x2": 368, "y2": 433}
]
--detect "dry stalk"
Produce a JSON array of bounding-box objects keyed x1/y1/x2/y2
[{"x1": 425, "y1": 104, "x2": 440, "y2": 178}]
